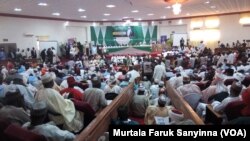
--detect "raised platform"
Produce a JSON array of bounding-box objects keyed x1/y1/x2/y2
[{"x1": 106, "y1": 45, "x2": 151, "y2": 55}]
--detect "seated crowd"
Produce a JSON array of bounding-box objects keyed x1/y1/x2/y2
[{"x1": 0, "y1": 43, "x2": 250, "y2": 140}]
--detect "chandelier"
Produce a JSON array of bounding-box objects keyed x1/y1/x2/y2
[
  {"x1": 172, "y1": 3, "x2": 181, "y2": 15},
  {"x1": 164, "y1": 0, "x2": 188, "y2": 15}
]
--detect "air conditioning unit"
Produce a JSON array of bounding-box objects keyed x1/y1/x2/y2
[
  {"x1": 193, "y1": 27, "x2": 201, "y2": 30},
  {"x1": 243, "y1": 24, "x2": 250, "y2": 27},
  {"x1": 23, "y1": 33, "x2": 34, "y2": 37}
]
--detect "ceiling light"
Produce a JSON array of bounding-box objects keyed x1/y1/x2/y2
[
  {"x1": 106, "y1": 5, "x2": 115, "y2": 8},
  {"x1": 81, "y1": 15, "x2": 87, "y2": 18},
  {"x1": 52, "y1": 12, "x2": 60, "y2": 16},
  {"x1": 131, "y1": 10, "x2": 139, "y2": 13},
  {"x1": 165, "y1": 6, "x2": 171, "y2": 9},
  {"x1": 172, "y1": 3, "x2": 182, "y2": 15},
  {"x1": 161, "y1": 16, "x2": 166, "y2": 19},
  {"x1": 178, "y1": 19, "x2": 183, "y2": 25},
  {"x1": 210, "y1": 6, "x2": 216, "y2": 9},
  {"x1": 38, "y1": 3, "x2": 47, "y2": 6},
  {"x1": 123, "y1": 16, "x2": 129, "y2": 19},
  {"x1": 186, "y1": 13, "x2": 190, "y2": 16},
  {"x1": 78, "y1": 8, "x2": 85, "y2": 12},
  {"x1": 147, "y1": 13, "x2": 154, "y2": 16},
  {"x1": 205, "y1": 1, "x2": 210, "y2": 4},
  {"x1": 64, "y1": 21, "x2": 69, "y2": 26},
  {"x1": 104, "y1": 13, "x2": 111, "y2": 16},
  {"x1": 102, "y1": 19, "x2": 108, "y2": 21},
  {"x1": 138, "y1": 18, "x2": 142, "y2": 21},
  {"x1": 14, "y1": 8, "x2": 22, "y2": 12}
]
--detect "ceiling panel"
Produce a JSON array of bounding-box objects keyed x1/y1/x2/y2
[{"x1": 0, "y1": 0, "x2": 249, "y2": 21}]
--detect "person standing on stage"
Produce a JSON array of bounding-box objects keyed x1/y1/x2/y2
[{"x1": 180, "y1": 38, "x2": 185, "y2": 50}]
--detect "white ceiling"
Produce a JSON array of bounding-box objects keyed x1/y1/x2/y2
[{"x1": 0, "y1": 0, "x2": 249, "y2": 22}]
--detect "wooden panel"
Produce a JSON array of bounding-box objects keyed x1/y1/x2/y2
[
  {"x1": 76, "y1": 84, "x2": 134, "y2": 141},
  {"x1": 165, "y1": 82, "x2": 204, "y2": 125}
]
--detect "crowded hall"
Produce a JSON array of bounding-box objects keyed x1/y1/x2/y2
[{"x1": 0, "y1": 0, "x2": 250, "y2": 141}]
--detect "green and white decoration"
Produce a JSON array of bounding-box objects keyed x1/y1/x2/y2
[{"x1": 90, "y1": 26, "x2": 157, "y2": 46}]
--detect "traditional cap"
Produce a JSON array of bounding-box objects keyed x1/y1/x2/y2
[
  {"x1": 169, "y1": 109, "x2": 184, "y2": 123},
  {"x1": 67, "y1": 76, "x2": 76, "y2": 86},
  {"x1": 158, "y1": 95, "x2": 167, "y2": 106},
  {"x1": 233, "y1": 73, "x2": 245, "y2": 82},
  {"x1": 159, "y1": 81, "x2": 164, "y2": 87},
  {"x1": 154, "y1": 79, "x2": 159, "y2": 84},
  {"x1": 108, "y1": 76, "x2": 116, "y2": 85},
  {"x1": 41, "y1": 73, "x2": 53, "y2": 84},
  {"x1": 7, "y1": 84, "x2": 17, "y2": 93}
]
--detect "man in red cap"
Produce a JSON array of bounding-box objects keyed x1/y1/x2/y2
[{"x1": 60, "y1": 76, "x2": 84, "y2": 101}]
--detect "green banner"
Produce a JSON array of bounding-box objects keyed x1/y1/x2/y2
[{"x1": 90, "y1": 26, "x2": 157, "y2": 46}]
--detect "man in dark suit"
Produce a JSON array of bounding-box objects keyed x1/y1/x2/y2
[{"x1": 180, "y1": 38, "x2": 185, "y2": 50}]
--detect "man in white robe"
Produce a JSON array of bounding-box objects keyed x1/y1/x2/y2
[
  {"x1": 36, "y1": 73, "x2": 83, "y2": 133},
  {"x1": 153, "y1": 61, "x2": 166, "y2": 81}
]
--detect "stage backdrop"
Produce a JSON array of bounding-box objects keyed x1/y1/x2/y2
[{"x1": 90, "y1": 26, "x2": 157, "y2": 46}]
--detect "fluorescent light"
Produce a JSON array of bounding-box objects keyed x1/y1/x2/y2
[
  {"x1": 64, "y1": 21, "x2": 69, "y2": 26},
  {"x1": 52, "y1": 12, "x2": 60, "y2": 16},
  {"x1": 210, "y1": 6, "x2": 216, "y2": 9},
  {"x1": 123, "y1": 17, "x2": 129, "y2": 19},
  {"x1": 191, "y1": 21, "x2": 204, "y2": 29},
  {"x1": 138, "y1": 18, "x2": 142, "y2": 21},
  {"x1": 147, "y1": 13, "x2": 154, "y2": 16},
  {"x1": 38, "y1": 3, "x2": 47, "y2": 6},
  {"x1": 205, "y1": 19, "x2": 220, "y2": 28},
  {"x1": 106, "y1": 5, "x2": 115, "y2": 8},
  {"x1": 14, "y1": 8, "x2": 22, "y2": 11},
  {"x1": 165, "y1": 6, "x2": 171, "y2": 9},
  {"x1": 205, "y1": 1, "x2": 210, "y2": 4},
  {"x1": 81, "y1": 15, "x2": 87, "y2": 18},
  {"x1": 102, "y1": 19, "x2": 108, "y2": 21},
  {"x1": 131, "y1": 10, "x2": 139, "y2": 13},
  {"x1": 78, "y1": 8, "x2": 85, "y2": 12},
  {"x1": 104, "y1": 13, "x2": 110, "y2": 16},
  {"x1": 239, "y1": 17, "x2": 250, "y2": 25},
  {"x1": 161, "y1": 16, "x2": 166, "y2": 19},
  {"x1": 178, "y1": 20, "x2": 183, "y2": 25}
]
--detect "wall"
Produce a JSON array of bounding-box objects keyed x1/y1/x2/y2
[
  {"x1": 219, "y1": 14, "x2": 250, "y2": 45},
  {"x1": 0, "y1": 16, "x2": 88, "y2": 52},
  {"x1": 0, "y1": 14, "x2": 249, "y2": 51}
]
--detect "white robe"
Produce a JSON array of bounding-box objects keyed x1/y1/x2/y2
[
  {"x1": 36, "y1": 88, "x2": 83, "y2": 132},
  {"x1": 153, "y1": 65, "x2": 166, "y2": 81}
]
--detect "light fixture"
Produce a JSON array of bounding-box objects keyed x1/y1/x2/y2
[
  {"x1": 147, "y1": 13, "x2": 154, "y2": 16},
  {"x1": 172, "y1": 3, "x2": 181, "y2": 15},
  {"x1": 14, "y1": 8, "x2": 22, "y2": 12},
  {"x1": 106, "y1": 5, "x2": 115, "y2": 8},
  {"x1": 38, "y1": 3, "x2": 47, "y2": 6},
  {"x1": 164, "y1": 0, "x2": 188, "y2": 15},
  {"x1": 52, "y1": 12, "x2": 60, "y2": 16},
  {"x1": 104, "y1": 13, "x2": 110, "y2": 16},
  {"x1": 205, "y1": 1, "x2": 210, "y2": 4},
  {"x1": 131, "y1": 10, "x2": 139, "y2": 13},
  {"x1": 78, "y1": 8, "x2": 85, "y2": 12},
  {"x1": 81, "y1": 15, "x2": 87, "y2": 18}
]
